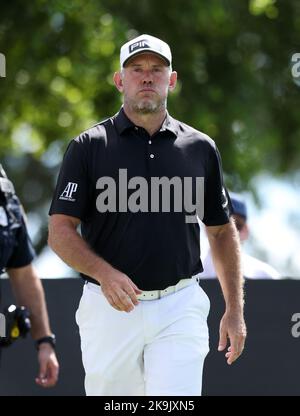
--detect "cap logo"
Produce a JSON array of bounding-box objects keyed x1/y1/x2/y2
[{"x1": 129, "y1": 40, "x2": 150, "y2": 54}]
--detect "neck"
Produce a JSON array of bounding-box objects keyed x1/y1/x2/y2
[{"x1": 123, "y1": 105, "x2": 167, "y2": 136}]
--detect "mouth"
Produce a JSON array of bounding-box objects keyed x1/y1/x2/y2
[{"x1": 139, "y1": 88, "x2": 156, "y2": 93}]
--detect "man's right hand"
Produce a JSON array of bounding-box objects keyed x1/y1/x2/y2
[
  {"x1": 49, "y1": 215, "x2": 143, "y2": 313},
  {"x1": 96, "y1": 270, "x2": 143, "y2": 313}
]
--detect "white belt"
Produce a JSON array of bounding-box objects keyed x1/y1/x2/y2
[
  {"x1": 137, "y1": 276, "x2": 199, "y2": 300},
  {"x1": 86, "y1": 275, "x2": 200, "y2": 301}
]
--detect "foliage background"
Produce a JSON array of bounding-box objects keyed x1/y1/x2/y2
[{"x1": 0, "y1": 0, "x2": 299, "y2": 275}]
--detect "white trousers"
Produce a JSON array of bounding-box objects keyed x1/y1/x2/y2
[{"x1": 75, "y1": 280, "x2": 210, "y2": 396}]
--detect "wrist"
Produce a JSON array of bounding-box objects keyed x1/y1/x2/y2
[
  {"x1": 92, "y1": 259, "x2": 119, "y2": 284},
  {"x1": 94, "y1": 267, "x2": 117, "y2": 285},
  {"x1": 35, "y1": 334, "x2": 56, "y2": 350},
  {"x1": 225, "y1": 300, "x2": 244, "y2": 312}
]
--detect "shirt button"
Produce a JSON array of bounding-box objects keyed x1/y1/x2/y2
[
  {"x1": 148, "y1": 140, "x2": 152, "y2": 144},
  {"x1": 150, "y1": 154, "x2": 155, "y2": 159},
  {"x1": 134, "y1": 127, "x2": 138, "y2": 131}
]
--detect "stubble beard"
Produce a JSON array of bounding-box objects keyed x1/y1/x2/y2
[{"x1": 125, "y1": 96, "x2": 167, "y2": 115}]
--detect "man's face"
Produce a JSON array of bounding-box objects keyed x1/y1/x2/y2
[{"x1": 114, "y1": 53, "x2": 177, "y2": 114}]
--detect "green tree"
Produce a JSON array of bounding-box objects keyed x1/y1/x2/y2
[{"x1": 0, "y1": 0, "x2": 299, "y2": 256}]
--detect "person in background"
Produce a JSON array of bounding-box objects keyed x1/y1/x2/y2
[
  {"x1": 0, "y1": 163, "x2": 59, "y2": 387},
  {"x1": 201, "y1": 192, "x2": 280, "y2": 279}
]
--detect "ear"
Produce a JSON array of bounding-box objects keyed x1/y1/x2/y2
[
  {"x1": 113, "y1": 71, "x2": 124, "y2": 93},
  {"x1": 168, "y1": 71, "x2": 177, "y2": 92}
]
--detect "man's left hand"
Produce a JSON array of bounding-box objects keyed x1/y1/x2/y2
[{"x1": 218, "y1": 310, "x2": 247, "y2": 365}]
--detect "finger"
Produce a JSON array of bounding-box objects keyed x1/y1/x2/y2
[
  {"x1": 35, "y1": 371, "x2": 57, "y2": 388},
  {"x1": 109, "y1": 292, "x2": 130, "y2": 312},
  {"x1": 35, "y1": 371, "x2": 56, "y2": 388},
  {"x1": 226, "y1": 339, "x2": 242, "y2": 365},
  {"x1": 37, "y1": 356, "x2": 47, "y2": 382},
  {"x1": 218, "y1": 327, "x2": 228, "y2": 351},
  {"x1": 227, "y1": 349, "x2": 239, "y2": 365},
  {"x1": 106, "y1": 294, "x2": 122, "y2": 311},
  {"x1": 225, "y1": 350, "x2": 238, "y2": 359},
  {"x1": 35, "y1": 376, "x2": 57, "y2": 388},
  {"x1": 227, "y1": 336, "x2": 239, "y2": 364},
  {"x1": 35, "y1": 377, "x2": 48, "y2": 387},
  {"x1": 231, "y1": 336, "x2": 245, "y2": 362},
  {"x1": 131, "y1": 281, "x2": 143, "y2": 294},
  {"x1": 35, "y1": 353, "x2": 59, "y2": 387},
  {"x1": 124, "y1": 286, "x2": 140, "y2": 306},
  {"x1": 239, "y1": 335, "x2": 246, "y2": 353},
  {"x1": 43, "y1": 364, "x2": 59, "y2": 387},
  {"x1": 117, "y1": 291, "x2": 135, "y2": 312}
]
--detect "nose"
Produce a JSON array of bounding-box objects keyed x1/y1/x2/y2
[{"x1": 142, "y1": 69, "x2": 153, "y2": 85}]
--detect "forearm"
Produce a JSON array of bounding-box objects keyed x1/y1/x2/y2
[
  {"x1": 206, "y1": 219, "x2": 244, "y2": 311},
  {"x1": 8, "y1": 265, "x2": 52, "y2": 340},
  {"x1": 48, "y1": 217, "x2": 117, "y2": 283}
]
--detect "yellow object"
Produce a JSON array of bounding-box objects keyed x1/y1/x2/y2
[{"x1": 11, "y1": 326, "x2": 20, "y2": 338}]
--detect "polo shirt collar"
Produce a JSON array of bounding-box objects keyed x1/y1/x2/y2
[{"x1": 114, "y1": 107, "x2": 178, "y2": 137}]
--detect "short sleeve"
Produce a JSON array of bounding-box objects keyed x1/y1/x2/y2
[
  {"x1": 202, "y1": 142, "x2": 232, "y2": 226},
  {"x1": 6, "y1": 218, "x2": 35, "y2": 269},
  {"x1": 49, "y1": 138, "x2": 92, "y2": 220}
]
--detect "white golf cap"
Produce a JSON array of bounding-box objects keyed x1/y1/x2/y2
[{"x1": 120, "y1": 34, "x2": 172, "y2": 67}]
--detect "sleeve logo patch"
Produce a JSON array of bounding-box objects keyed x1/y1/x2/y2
[
  {"x1": 59, "y1": 182, "x2": 78, "y2": 202},
  {"x1": 221, "y1": 187, "x2": 228, "y2": 208}
]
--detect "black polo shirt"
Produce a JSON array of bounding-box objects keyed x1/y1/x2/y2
[{"x1": 49, "y1": 108, "x2": 231, "y2": 290}]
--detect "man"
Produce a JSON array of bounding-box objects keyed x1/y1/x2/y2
[
  {"x1": 0, "y1": 164, "x2": 59, "y2": 387},
  {"x1": 201, "y1": 192, "x2": 280, "y2": 279},
  {"x1": 48, "y1": 34, "x2": 246, "y2": 396}
]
